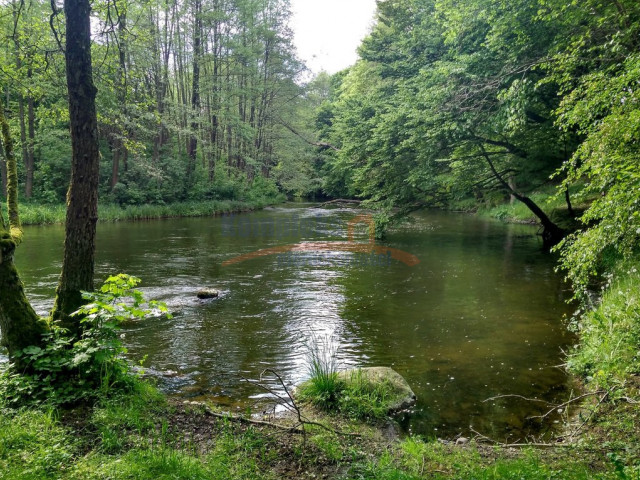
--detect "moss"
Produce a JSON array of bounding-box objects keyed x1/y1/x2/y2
[{"x1": 0, "y1": 232, "x2": 47, "y2": 358}]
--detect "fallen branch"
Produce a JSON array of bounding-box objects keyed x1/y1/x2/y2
[
  {"x1": 197, "y1": 405, "x2": 306, "y2": 434},
  {"x1": 319, "y1": 199, "x2": 362, "y2": 207},
  {"x1": 280, "y1": 122, "x2": 340, "y2": 151},
  {"x1": 469, "y1": 427, "x2": 565, "y2": 448},
  {"x1": 242, "y1": 369, "x2": 361, "y2": 438}
]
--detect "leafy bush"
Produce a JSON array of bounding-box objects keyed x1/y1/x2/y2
[{"x1": 0, "y1": 274, "x2": 169, "y2": 407}]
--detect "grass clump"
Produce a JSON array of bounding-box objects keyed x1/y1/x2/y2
[
  {"x1": 297, "y1": 341, "x2": 345, "y2": 411},
  {"x1": 296, "y1": 342, "x2": 399, "y2": 421}
]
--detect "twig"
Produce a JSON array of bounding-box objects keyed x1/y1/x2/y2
[
  {"x1": 483, "y1": 390, "x2": 607, "y2": 422},
  {"x1": 483, "y1": 394, "x2": 552, "y2": 405},
  {"x1": 240, "y1": 369, "x2": 360, "y2": 438},
  {"x1": 469, "y1": 427, "x2": 564, "y2": 448},
  {"x1": 566, "y1": 387, "x2": 613, "y2": 438}
]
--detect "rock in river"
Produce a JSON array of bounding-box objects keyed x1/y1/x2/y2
[
  {"x1": 197, "y1": 288, "x2": 220, "y2": 299},
  {"x1": 337, "y1": 366, "x2": 417, "y2": 412}
]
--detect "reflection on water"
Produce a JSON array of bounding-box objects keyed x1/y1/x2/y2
[{"x1": 15, "y1": 205, "x2": 573, "y2": 438}]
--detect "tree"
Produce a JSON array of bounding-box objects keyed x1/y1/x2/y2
[
  {"x1": 318, "y1": 0, "x2": 567, "y2": 246},
  {"x1": 0, "y1": 97, "x2": 47, "y2": 359},
  {"x1": 544, "y1": 0, "x2": 640, "y2": 294},
  {"x1": 50, "y1": 0, "x2": 100, "y2": 333}
]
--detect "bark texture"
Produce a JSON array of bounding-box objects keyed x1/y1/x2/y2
[
  {"x1": 51, "y1": 0, "x2": 100, "y2": 333},
  {"x1": 0, "y1": 233, "x2": 46, "y2": 357},
  {"x1": 0, "y1": 98, "x2": 46, "y2": 359}
]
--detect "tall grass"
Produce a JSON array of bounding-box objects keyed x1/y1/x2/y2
[
  {"x1": 297, "y1": 338, "x2": 344, "y2": 411},
  {"x1": 17, "y1": 199, "x2": 280, "y2": 226},
  {"x1": 567, "y1": 264, "x2": 640, "y2": 387}
]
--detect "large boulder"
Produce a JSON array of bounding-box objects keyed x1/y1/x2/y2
[{"x1": 337, "y1": 366, "x2": 416, "y2": 412}]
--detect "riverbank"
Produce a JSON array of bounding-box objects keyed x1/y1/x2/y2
[
  {"x1": 1, "y1": 373, "x2": 638, "y2": 480},
  {"x1": 449, "y1": 185, "x2": 591, "y2": 233},
  {"x1": 3, "y1": 199, "x2": 639, "y2": 478},
  {"x1": 18, "y1": 197, "x2": 285, "y2": 226}
]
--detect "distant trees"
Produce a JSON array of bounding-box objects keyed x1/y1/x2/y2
[
  {"x1": 0, "y1": 0, "x2": 305, "y2": 205},
  {"x1": 315, "y1": 0, "x2": 638, "y2": 250}
]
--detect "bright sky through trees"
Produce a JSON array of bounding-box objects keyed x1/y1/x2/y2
[{"x1": 290, "y1": 0, "x2": 377, "y2": 74}]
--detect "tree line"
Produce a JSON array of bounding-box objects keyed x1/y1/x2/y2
[
  {"x1": 0, "y1": 0, "x2": 306, "y2": 205},
  {"x1": 314, "y1": 0, "x2": 639, "y2": 280}
]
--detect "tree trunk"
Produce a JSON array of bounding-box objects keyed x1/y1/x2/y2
[
  {"x1": 25, "y1": 91, "x2": 35, "y2": 199},
  {"x1": 186, "y1": 0, "x2": 202, "y2": 192},
  {"x1": 0, "y1": 235, "x2": 46, "y2": 358},
  {"x1": 0, "y1": 97, "x2": 46, "y2": 360},
  {"x1": 51, "y1": 0, "x2": 100, "y2": 334},
  {"x1": 480, "y1": 145, "x2": 565, "y2": 249},
  {"x1": 0, "y1": 156, "x2": 6, "y2": 198}
]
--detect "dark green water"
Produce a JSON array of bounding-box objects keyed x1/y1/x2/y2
[{"x1": 12, "y1": 205, "x2": 574, "y2": 439}]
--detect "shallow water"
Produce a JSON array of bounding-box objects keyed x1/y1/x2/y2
[{"x1": 11, "y1": 204, "x2": 574, "y2": 439}]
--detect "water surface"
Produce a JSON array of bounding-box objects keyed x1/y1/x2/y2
[{"x1": 13, "y1": 205, "x2": 574, "y2": 438}]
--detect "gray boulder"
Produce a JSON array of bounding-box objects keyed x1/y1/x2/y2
[{"x1": 337, "y1": 366, "x2": 417, "y2": 412}]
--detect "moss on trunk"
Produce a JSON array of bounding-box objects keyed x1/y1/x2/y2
[{"x1": 0, "y1": 233, "x2": 47, "y2": 358}]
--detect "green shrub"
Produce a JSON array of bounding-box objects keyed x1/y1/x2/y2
[
  {"x1": 567, "y1": 265, "x2": 640, "y2": 387},
  {"x1": 0, "y1": 274, "x2": 169, "y2": 407}
]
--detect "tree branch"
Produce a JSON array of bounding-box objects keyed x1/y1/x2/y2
[{"x1": 280, "y1": 121, "x2": 340, "y2": 152}]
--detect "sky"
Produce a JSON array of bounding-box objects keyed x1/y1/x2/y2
[{"x1": 289, "y1": 0, "x2": 378, "y2": 75}]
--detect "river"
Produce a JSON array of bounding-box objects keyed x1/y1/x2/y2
[{"x1": 11, "y1": 204, "x2": 574, "y2": 438}]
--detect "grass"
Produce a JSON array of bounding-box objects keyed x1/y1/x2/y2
[
  {"x1": 17, "y1": 197, "x2": 284, "y2": 226},
  {"x1": 0, "y1": 376, "x2": 639, "y2": 479},
  {"x1": 296, "y1": 339, "x2": 399, "y2": 421},
  {"x1": 297, "y1": 368, "x2": 398, "y2": 421},
  {"x1": 567, "y1": 263, "x2": 640, "y2": 388}
]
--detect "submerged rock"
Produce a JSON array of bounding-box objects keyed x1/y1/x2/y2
[
  {"x1": 197, "y1": 288, "x2": 220, "y2": 299},
  {"x1": 337, "y1": 366, "x2": 417, "y2": 412}
]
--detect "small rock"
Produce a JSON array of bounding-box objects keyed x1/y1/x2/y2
[
  {"x1": 197, "y1": 288, "x2": 219, "y2": 299},
  {"x1": 455, "y1": 437, "x2": 469, "y2": 446}
]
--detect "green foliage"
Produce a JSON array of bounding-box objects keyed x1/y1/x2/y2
[
  {"x1": 0, "y1": 274, "x2": 169, "y2": 407},
  {"x1": 567, "y1": 265, "x2": 640, "y2": 388},
  {"x1": 553, "y1": 53, "x2": 640, "y2": 296}
]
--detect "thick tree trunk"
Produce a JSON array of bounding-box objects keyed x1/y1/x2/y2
[
  {"x1": 0, "y1": 98, "x2": 46, "y2": 359},
  {"x1": 0, "y1": 234, "x2": 46, "y2": 358},
  {"x1": 51, "y1": 0, "x2": 100, "y2": 334}
]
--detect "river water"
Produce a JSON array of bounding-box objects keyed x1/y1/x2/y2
[{"x1": 11, "y1": 204, "x2": 574, "y2": 439}]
